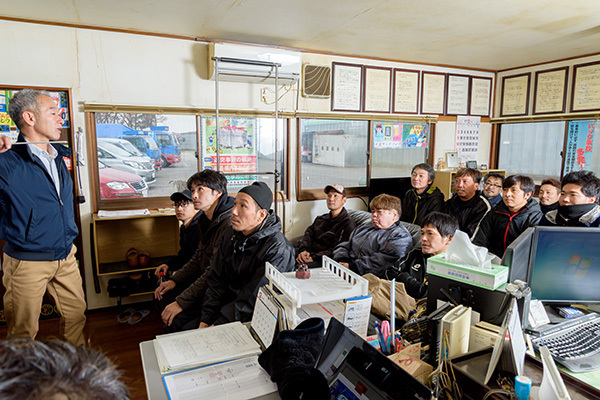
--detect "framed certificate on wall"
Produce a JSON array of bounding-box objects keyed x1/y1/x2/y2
[
  {"x1": 392, "y1": 69, "x2": 419, "y2": 114},
  {"x1": 446, "y1": 74, "x2": 470, "y2": 116},
  {"x1": 571, "y1": 61, "x2": 600, "y2": 113},
  {"x1": 363, "y1": 66, "x2": 392, "y2": 113},
  {"x1": 421, "y1": 71, "x2": 446, "y2": 115},
  {"x1": 533, "y1": 66, "x2": 568, "y2": 115},
  {"x1": 470, "y1": 77, "x2": 492, "y2": 117},
  {"x1": 331, "y1": 62, "x2": 363, "y2": 112},
  {"x1": 500, "y1": 73, "x2": 531, "y2": 117}
]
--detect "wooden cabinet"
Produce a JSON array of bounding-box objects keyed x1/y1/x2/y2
[
  {"x1": 434, "y1": 169, "x2": 506, "y2": 200},
  {"x1": 92, "y1": 211, "x2": 180, "y2": 277}
]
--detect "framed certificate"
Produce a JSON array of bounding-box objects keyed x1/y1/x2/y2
[
  {"x1": 421, "y1": 71, "x2": 446, "y2": 115},
  {"x1": 500, "y1": 73, "x2": 531, "y2": 117},
  {"x1": 363, "y1": 66, "x2": 392, "y2": 113},
  {"x1": 533, "y1": 67, "x2": 568, "y2": 115},
  {"x1": 331, "y1": 62, "x2": 363, "y2": 112},
  {"x1": 446, "y1": 74, "x2": 470, "y2": 116},
  {"x1": 392, "y1": 69, "x2": 419, "y2": 114},
  {"x1": 571, "y1": 61, "x2": 600, "y2": 113},
  {"x1": 470, "y1": 77, "x2": 492, "y2": 117}
]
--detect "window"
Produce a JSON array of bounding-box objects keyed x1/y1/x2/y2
[{"x1": 498, "y1": 121, "x2": 565, "y2": 181}]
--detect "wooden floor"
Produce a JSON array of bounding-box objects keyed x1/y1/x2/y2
[{"x1": 0, "y1": 304, "x2": 165, "y2": 400}]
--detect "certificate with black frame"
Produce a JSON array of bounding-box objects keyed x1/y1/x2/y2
[
  {"x1": 363, "y1": 66, "x2": 392, "y2": 113},
  {"x1": 533, "y1": 66, "x2": 568, "y2": 115},
  {"x1": 446, "y1": 74, "x2": 470, "y2": 116},
  {"x1": 571, "y1": 60, "x2": 600, "y2": 113},
  {"x1": 331, "y1": 62, "x2": 363, "y2": 112},
  {"x1": 469, "y1": 77, "x2": 492, "y2": 117},
  {"x1": 421, "y1": 71, "x2": 446, "y2": 115},
  {"x1": 392, "y1": 69, "x2": 419, "y2": 114},
  {"x1": 500, "y1": 73, "x2": 531, "y2": 117}
]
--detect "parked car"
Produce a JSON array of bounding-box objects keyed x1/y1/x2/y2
[
  {"x1": 97, "y1": 139, "x2": 156, "y2": 184},
  {"x1": 98, "y1": 161, "x2": 148, "y2": 199},
  {"x1": 120, "y1": 134, "x2": 162, "y2": 171}
]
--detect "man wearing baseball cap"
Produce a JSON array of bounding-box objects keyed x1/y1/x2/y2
[
  {"x1": 296, "y1": 184, "x2": 356, "y2": 267},
  {"x1": 199, "y1": 181, "x2": 295, "y2": 327}
]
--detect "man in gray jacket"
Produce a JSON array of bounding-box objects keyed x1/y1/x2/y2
[{"x1": 333, "y1": 194, "x2": 414, "y2": 278}]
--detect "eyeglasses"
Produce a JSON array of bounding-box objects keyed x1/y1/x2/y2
[
  {"x1": 172, "y1": 201, "x2": 192, "y2": 208},
  {"x1": 484, "y1": 182, "x2": 502, "y2": 188}
]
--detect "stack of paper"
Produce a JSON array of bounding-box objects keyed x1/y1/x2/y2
[{"x1": 154, "y1": 322, "x2": 261, "y2": 375}]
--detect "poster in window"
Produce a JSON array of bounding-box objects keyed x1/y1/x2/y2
[
  {"x1": 372, "y1": 122, "x2": 428, "y2": 149},
  {"x1": 0, "y1": 90, "x2": 70, "y2": 132},
  {"x1": 563, "y1": 120, "x2": 596, "y2": 174},
  {"x1": 446, "y1": 74, "x2": 470, "y2": 116},
  {"x1": 571, "y1": 61, "x2": 600, "y2": 112},
  {"x1": 202, "y1": 116, "x2": 257, "y2": 188},
  {"x1": 470, "y1": 77, "x2": 492, "y2": 117},
  {"x1": 393, "y1": 69, "x2": 419, "y2": 114},
  {"x1": 332, "y1": 63, "x2": 363, "y2": 112},
  {"x1": 363, "y1": 67, "x2": 391, "y2": 113},
  {"x1": 533, "y1": 67, "x2": 568, "y2": 115},
  {"x1": 421, "y1": 72, "x2": 446, "y2": 115},
  {"x1": 501, "y1": 73, "x2": 530, "y2": 117}
]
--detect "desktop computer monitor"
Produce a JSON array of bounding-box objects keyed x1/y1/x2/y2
[
  {"x1": 501, "y1": 226, "x2": 535, "y2": 282},
  {"x1": 368, "y1": 177, "x2": 412, "y2": 204},
  {"x1": 527, "y1": 226, "x2": 600, "y2": 304}
]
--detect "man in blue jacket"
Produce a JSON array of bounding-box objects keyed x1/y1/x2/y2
[{"x1": 0, "y1": 90, "x2": 86, "y2": 345}]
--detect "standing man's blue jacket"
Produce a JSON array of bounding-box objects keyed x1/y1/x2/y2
[{"x1": 0, "y1": 134, "x2": 78, "y2": 261}]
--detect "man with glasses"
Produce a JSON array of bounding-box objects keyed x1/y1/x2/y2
[
  {"x1": 482, "y1": 172, "x2": 504, "y2": 207},
  {"x1": 153, "y1": 189, "x2": 200, "y2": 277}
]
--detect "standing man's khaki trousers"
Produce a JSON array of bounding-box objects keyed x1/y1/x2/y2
[{"x1": 2, "y1": 245, "x2": 87, "y2": 346}]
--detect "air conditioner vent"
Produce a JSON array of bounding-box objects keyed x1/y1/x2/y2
[{"x1": 302, "y1": 64, "x2": 331, "y2": 98}]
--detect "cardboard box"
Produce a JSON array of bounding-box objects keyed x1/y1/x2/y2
[{"x1": 427, "y1": 253, "x2": 508, "y2": 290}]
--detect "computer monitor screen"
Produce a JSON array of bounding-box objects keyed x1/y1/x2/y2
[
  {"x1": 528, "y1": 227, "x2": 600, "y2": 303},
  {"x1": 368, "y1": 177, "x2": 412, "y2": 204},
  {"x1": 501, "y1": 226, "x2": 535, "y2": 282}
]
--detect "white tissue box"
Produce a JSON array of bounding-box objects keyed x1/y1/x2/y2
[{"x1": 427, "y1": 253, "x2": 508, "y2": 290}]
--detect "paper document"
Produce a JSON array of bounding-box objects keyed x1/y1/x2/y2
[
  {"x1": 162, "y1": 356, "x2": 277, "y2": 400},
  {"x1": 344, "y1": 295, "x2": 372, "y2": 337},
  {"x1": 251, "y1": 287, "x2": 279, "y2": 348},
  {"x1": 97, "y1": 209, "x2": 150, "y2": 218},
  {"x1": 154, "y1": 321, "x2": 261, "y2": 374}
]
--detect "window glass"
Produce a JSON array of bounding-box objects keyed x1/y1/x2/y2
[
  {"x1": 371, "y1": 121, "x2": 429, "y2": 178},
  {"x1": 498, "y1": 121, "x2": 565, "y2": 181},
  {"x1": 95, "y1": 113, "x2": 198, "y2": 200},
  {"x1": 299, "y1": 119, "x2": 369, "y2": 189}
]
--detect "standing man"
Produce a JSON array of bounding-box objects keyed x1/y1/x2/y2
[
  {"x1": 199, "y1": 182, "x2": 295, "y2": 327},
  {"x1": 444, "y1": 168, "x2": 491, "y2": 239},
  {"x1": 0, "y1": 90, "x2": 86, "y2": 345},
  {"x1": 401, "y1": 163, "x2": 445, "y2": 226},
  {"x1": 538, "y1": 178, "x2": 561, "y2": 214},
  {"x1": 473, "y1": 175, "x2": 542, "y2": 258},
  {"x1": 482, "y1": 173, "x2": 504, "y2": 207},
  {"x1": 296, "y1": 184, "x2": 355, "y2": 267},
  {"x1": 541, "y1": 170, "x2": 600, "y2": 227}
]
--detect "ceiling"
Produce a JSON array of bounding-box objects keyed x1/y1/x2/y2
[{"x1": 2, "y1": 0, "x2": 600, "y2": 71}]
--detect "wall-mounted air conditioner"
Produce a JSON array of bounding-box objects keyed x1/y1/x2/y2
[{"x1": 208, "y1": 42, "x2": 301, "y2": 84}]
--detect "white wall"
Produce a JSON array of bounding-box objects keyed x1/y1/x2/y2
[{"x1": 1, "y1": 20, "x2": 497, "y2": 309}]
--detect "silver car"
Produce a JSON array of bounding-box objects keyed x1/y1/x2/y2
[{"x1": 97, "y1": 139, "x2": 156, "y2": 184}]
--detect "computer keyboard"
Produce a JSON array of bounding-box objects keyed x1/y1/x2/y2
[{"x1": 531, "y1": 313, "x2": 600, "y2": 373}]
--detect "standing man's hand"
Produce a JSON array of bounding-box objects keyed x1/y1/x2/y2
[{"x1": 0, "y1": 135, "x2": 12, "y2": 153}]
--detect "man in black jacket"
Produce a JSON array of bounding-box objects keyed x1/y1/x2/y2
[
  {"x1": 296, "y1": 184, "x2": 355, "y2": 267},
  {"x1": 199, "y1": 181, "x2": 295, "y2": 327},
  {"x1": 154, "y1": 170, "x2": 234, "y2": 331},
  {"x1": 473, "y1": 175, "x2": 542, "y2": 258},
  {"x1": 444, "y1": 168, "x2": 491, "y2": 238},
  {"x1": 401, "y1": 163, "x2": 445, "y2": 226},
  {"x1": 388, "y1": 212, "x2": 458, "y2": 299}
]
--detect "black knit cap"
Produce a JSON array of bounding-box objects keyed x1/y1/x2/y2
[{"x1": 239, "y1": 181, "x2": 272, "y2": 210}]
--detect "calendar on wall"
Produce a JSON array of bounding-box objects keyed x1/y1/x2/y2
[{"x1": 456, "y1": 116, "x2": 480, "y2": 165}]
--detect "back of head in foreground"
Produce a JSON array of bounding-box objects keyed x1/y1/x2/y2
[{"x1": 0, "y1": 339, "x2": 129, "y2": 400}]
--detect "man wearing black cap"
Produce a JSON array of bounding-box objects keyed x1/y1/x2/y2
[
  {"x1": 296, "y1": 184, "x2": 356, "y2": 267},
  {"x1": 154, "y1": 170, "x2": 234, "y2": 331},
  {"x1": 153, "y1": 189, "x2": 200, "y2": 277},
  {"x1": 199, "y1": 181, "x2": 295, "y2": 327}
]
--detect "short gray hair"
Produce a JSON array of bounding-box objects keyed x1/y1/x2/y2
[
  {"x1": 8, "y1": 89, "x2": 51, "y2": 130},
  {"x1": 0, "y1": 339, "x2": 130, "y2": 400}
]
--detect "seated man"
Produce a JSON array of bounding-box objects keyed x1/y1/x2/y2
[
  {"x1": 199, "y1": 181, "x2": 295, "y2": 327},
  {"x1": 444, "y1": 168, "x2": 491, "y2": 238},
  {"x1": 296, "y1": 184, "x2": 356, "y2": 267},
  {"x1": 154, "y1": 170, "x2": 234, "y2": 331},
  {"x1": 332, "y1": 194, "x2": 414, "y2": 278},
  {"x1": 473, "y1": 175, "x2": 542, "y2": 258},
  {"x1": 538, "y1": 178, "x2": 561, "y2": 214},
  {"x1": 153, "y1": 189, "x2": 200, "y2": 276},
  {"x1": 482, "y1": 172, "x2": 504, "y2": 207},
  {"x1": 400, "y1": 163, "x2": 445, "y2": 226},
  {"x1": 541, "y1": 170, "x2": 600, "y2": 227},
  {"x1": 388, "y1": 212, "x2": 458, "y2": 299}
]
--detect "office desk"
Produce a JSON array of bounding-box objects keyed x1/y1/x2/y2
[{"x1": 139, "y1": 340, "x2": 280, "y2": 400}]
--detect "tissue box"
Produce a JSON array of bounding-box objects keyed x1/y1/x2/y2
[{"x1": 427, "y1": 253, "x2": 508, "y2": 290}]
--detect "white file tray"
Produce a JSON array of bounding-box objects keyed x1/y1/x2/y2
[{"x1": 266, "y1": 256, "x2": 368, "y2": 327}]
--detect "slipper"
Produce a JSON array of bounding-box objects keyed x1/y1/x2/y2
[
  {"x1": 128, "y1": 309, "x2": 150, "y2": 325},
  {"x1": 117, "y1": 307, "x2": 136, "y2": 323}
]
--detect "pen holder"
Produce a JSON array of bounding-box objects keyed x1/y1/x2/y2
[{"x1": 295, "y1": 264, "x2": 311, "y2": 279}]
